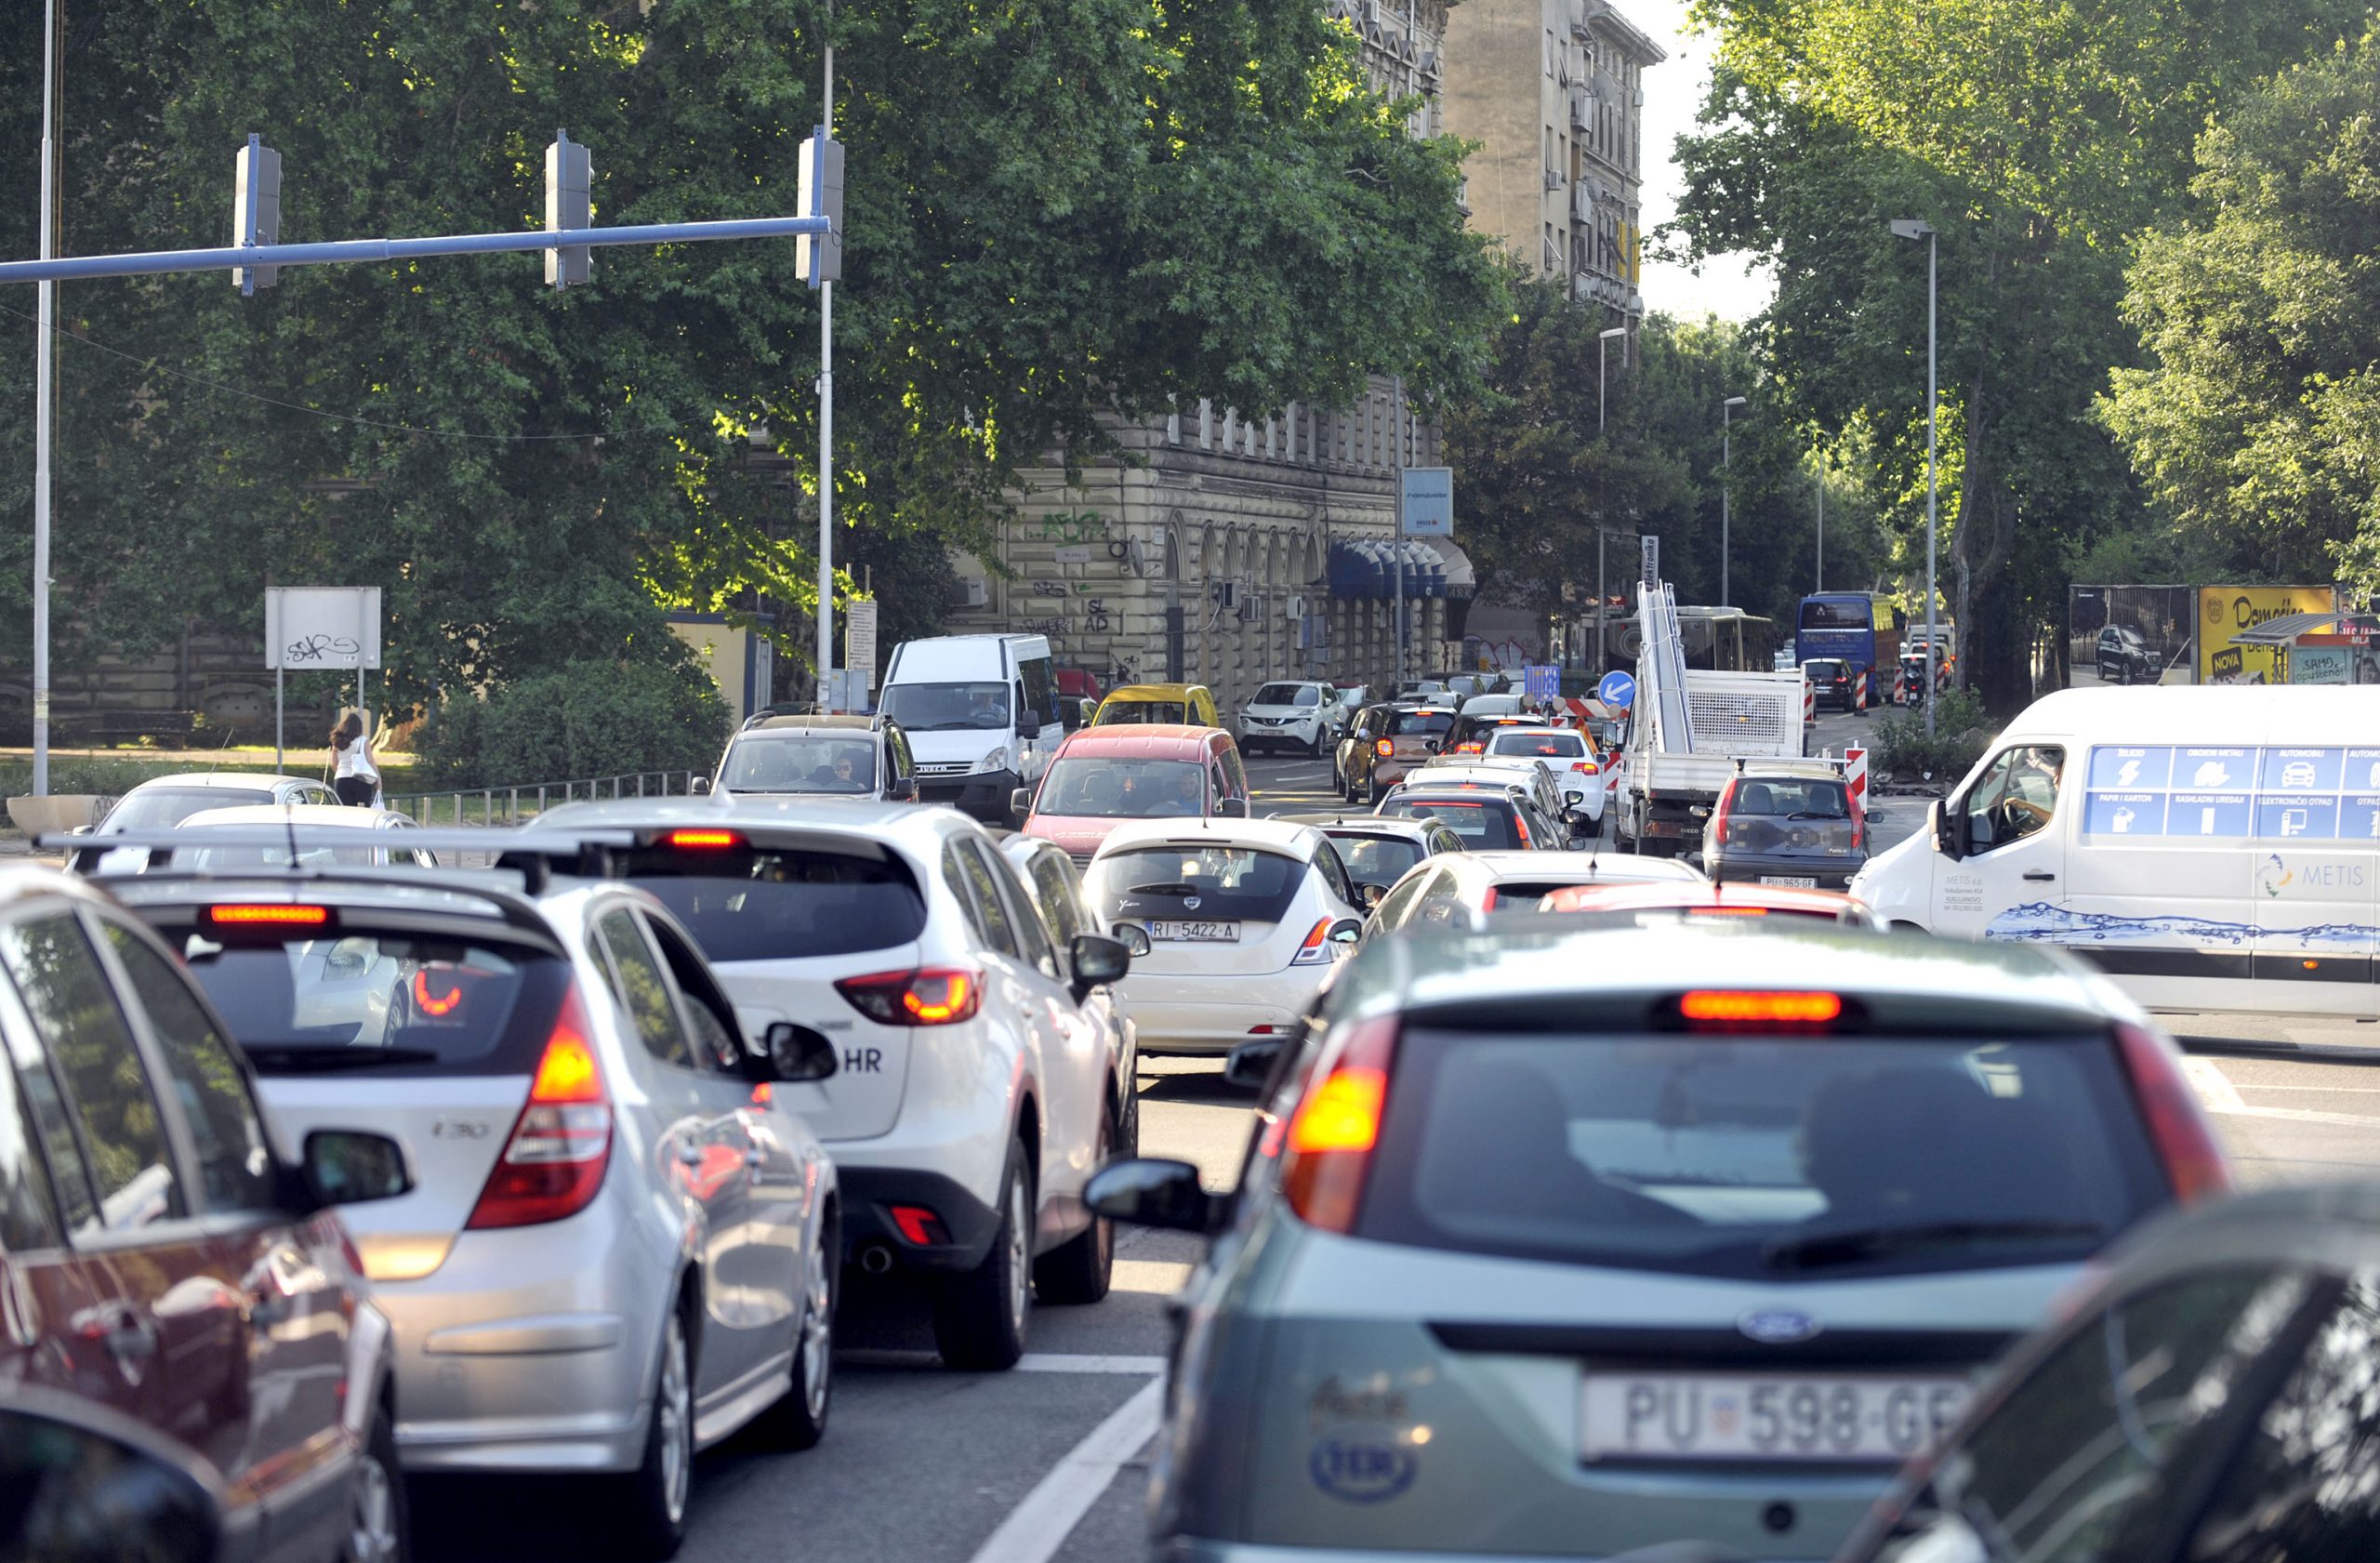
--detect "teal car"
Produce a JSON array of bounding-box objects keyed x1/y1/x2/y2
[{"x1": 1091, "y1": 921, "x2": 2228, "y2": 1562}]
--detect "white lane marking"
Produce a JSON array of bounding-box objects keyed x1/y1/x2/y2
[
  {"x1": 964, "y1": 1378, "x2": 1164, "y2": 1563},
  {"x1": 2185, "y1": 1055, "x2": 2380, "y2": 1128},
  {"x1": 1014, "y1": 1353, "x2": 1167, "y2": 1374}
]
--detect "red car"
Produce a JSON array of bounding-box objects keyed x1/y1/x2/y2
[
  {"x1": 0, "y1": 866, "x2": 415, "y2": 1563},
  {"x1": 1535, "y1": 878, "x2": 1886, "y2": 928}
]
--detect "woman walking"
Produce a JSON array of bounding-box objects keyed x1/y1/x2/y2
[{"x1": 330, "y1": 709, "x2": 381, "y2": 806}]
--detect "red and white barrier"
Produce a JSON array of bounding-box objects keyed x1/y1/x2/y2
[
  {"x1": 1844, "y1": 745, "x2": 1869, "y2": 814},
  {"x1": 1803, "y1": 682, "x2": 1817, "y2": 725}
]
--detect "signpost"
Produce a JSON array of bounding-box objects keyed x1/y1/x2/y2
[
  {"x1": 1598, "y1": 669, "x2": 1637, "y2": 710},
  {"x1": 844, "y1": 597, "x2": 879, "y2": 700},
  {"x1": 265, "y1": 587, "x2": 382, "y2": 773},
  {"x1": 1524, "y1": 664, "x2": 1560, "y2": 704}
]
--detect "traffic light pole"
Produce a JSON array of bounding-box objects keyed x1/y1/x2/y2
[{"x1": 30, "y1": 0, "x2": 57, "y2": 796}]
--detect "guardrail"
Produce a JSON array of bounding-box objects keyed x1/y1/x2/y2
[{"x1": 383, "y1": 770, "x2": 706, "y2": 827}]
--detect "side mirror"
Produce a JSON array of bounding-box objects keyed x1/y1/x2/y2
[
  {"x1": 1114, "y1": 921, "x2": 1153, "y2": 958},
  {"x1": 1214, "y1": 797, "x2": 1250, "y2": 818},
  {"x1": 0, "y1": 1393, "x2": 224, "y2": 1563},
  {"x1": 1085, "y1": 1158, "x2": 1225, "y2": 1234},
  {"x1": 1223, "y1": 1037, "x2": 1287, "y2": 1091},
  {"x1": 1928, "y1": 799, "x2": 1960, "y2": 859},
  {"x1": 691, "y1": 776, "x2": 713, "y2": 797},
  {"x1": 1011, "y1": 787, "x2": 1036, "y2": 819},
  {"x1": 1020, "y1": 709, "x2": 1045, "y2": 732},
  {"x1": 894, "y1": 776, "x2": 919, "y2": 801},
  {"x1": 300, "y1": 1129, "x2": 415, "y2": 1208},
  {"x1": 762, "y1": 1022, "x2": 840, "y2": 1082},
  {"x1": 1328, "y1": 919, "x2": 1364, "y2": 947},
  {"x1": 1068, "y1": 932, "x2": 1131, "y2": 1001}
]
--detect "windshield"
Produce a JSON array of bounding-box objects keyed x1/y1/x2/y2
[
  {"x1": 879, "y1": 682, "x2": 1012, "y2": 732},
  {"x1": 1252, "y1": 683, "x2": 1319, "y2": 707},
  {"x1": 1324, "y1": 831, "x2": 1426, "y2": 887},
  {"x1": 1360, "y1": 1029, "x2": 2164, "y2": 1278},
  {"x1": 1488, "y1": 730, "x2": 1587, "y2": 759},
  {"x1": 721, "y1": 735, "x2": 879, "y2": 792},
  {"x1": 101, "y1": 788, "x2": 275, "y2": 832},
  {"x1": 1086, "y1": 845, "x2": 1305, "y2": 925},
  {"x1": 1037, "y1": 757, "x2": 1207, "y2": 817},
  {"x1": 1377, "y1": 795, "x2": 1522, "y2": 849},
  {"x1": 178, "y1": 934, "x2": 565, "y2": 1076},
  {"x1": 1386, "y1": 709, "x2": 1455, "y2": 737},
  {"x1": 620, "y1": 846, "x2": 928, "y2": 961},
  {"x1": 1094, "y1": 700, "x2": 1188, "y2": 725}
]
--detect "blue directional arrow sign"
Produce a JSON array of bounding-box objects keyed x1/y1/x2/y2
[{"x1": 1598, "y1": 670, "x2": 1636, "y2": 709}]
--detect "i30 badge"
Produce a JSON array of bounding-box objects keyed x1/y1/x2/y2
[{"x1": 1739, "y1": 1308, "x2": 1820, "y2": 1344}]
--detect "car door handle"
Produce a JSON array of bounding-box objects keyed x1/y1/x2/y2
[{"x1": 2023, "y1": 870, "x2": 2057, "y2": 881}]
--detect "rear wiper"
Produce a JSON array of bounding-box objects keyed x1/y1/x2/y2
[
  {"x1": 1785, "y1": 812, "x2": 1845, "y2": 821},
  {"x1": 1762, "y1": 1220, "x2": 2102, "y2": 1271},
  {"x1": 243, "y1": 1046, "x2": 443, "y2": 1072},
  {"x1": 1126, "y1": 882, "x2": 1201, "y2": 897}
]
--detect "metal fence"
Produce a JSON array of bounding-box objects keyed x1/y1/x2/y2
[{"x1": 383, "y1": 770, "x2": 706, "y2": 827}]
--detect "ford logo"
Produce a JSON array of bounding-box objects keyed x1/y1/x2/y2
[
  {"x1": 1309, "y1": 1437, "x2": 1416, "y2": 1503},
  {"x1": 1739, "y1": 1308, "x2": 1821, "y2": 1344}
]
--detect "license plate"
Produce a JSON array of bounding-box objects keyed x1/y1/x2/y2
[
  {"x1": 1760, "y1": 875, "x2": 1818, "y2": 888},
  {"x1": 1144, "y1": 920, "x2": 1238, "y2": 942},
  {"x1": 1580, "y1": 1372, "x2": 1970, "y2": 1463}
]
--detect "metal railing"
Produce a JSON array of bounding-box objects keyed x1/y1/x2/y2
[{"x1": 383, "y1": 770, "x2": 706, "y2": 827}]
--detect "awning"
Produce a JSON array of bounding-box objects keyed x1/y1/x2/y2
[
  {"x1": 1432, "y1": 539, "x2": 1476, "y2": 598},
  {"x1": 1327, "y1": 539, "x2": 1448, "y2": 600},
  {"x1": 2230, "y1": 612, "x2": 2380, "y2": 644}
]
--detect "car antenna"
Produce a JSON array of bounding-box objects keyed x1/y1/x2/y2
[{"x1": 284, "y1": 801, "x2": 302, "y2": 874}]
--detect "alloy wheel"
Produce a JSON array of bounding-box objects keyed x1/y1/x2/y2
[
  {"x1": 658, "y1": 1316, "x2": 692, "y2": 1526},
  {"x1": 346, "y1": 1449, "x2": 400, "y2": 1563},
  {"x1": 800, "y1": 1240, "x2": 834, "y2": 1421},
  {"x1": 1006, "y1": 1175, "x2": 1031, "y2": 1335}
]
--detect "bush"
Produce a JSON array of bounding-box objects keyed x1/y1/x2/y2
[
  {"x1": 1871, "y1": 689, "x2": 1992, "y2": 784},
  {"x1": 417, "y1": 658, "x2": 731, "y2": 789}
]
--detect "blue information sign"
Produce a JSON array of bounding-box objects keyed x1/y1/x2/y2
[
  {"x1": 1598, "y1": 670, "x2": 1636, "y2": 709},
  {"x1": 1524, "y1": 664, "x2": 1560, "y2": 702}
]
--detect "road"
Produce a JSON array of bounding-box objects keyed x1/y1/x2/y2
[{"x1": 408, "y1": 745, "x2": 2380, "y2": 1563}]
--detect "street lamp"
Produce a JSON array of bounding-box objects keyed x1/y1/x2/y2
[
  {"x1": 1595, "y1": 325, "x2": 1629, "y2": 674},
  {"x1": 1891, "y1": 217, "x2": 1939, "y2": 736},
  {"x1": 1720, "y1": 395, "x2": 1747, "y2": 607}
]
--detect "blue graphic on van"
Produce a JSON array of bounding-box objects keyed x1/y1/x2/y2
[
  {"x1": 2087, "y1": 747, "x2": 2380, "y2": 841},
  {"x1": 1986, "y1": 903, "x2": 2380, "y2": 950},
  {"x1": 1310, "y1": 1437, "x2": 1418, "y2": 1503}
]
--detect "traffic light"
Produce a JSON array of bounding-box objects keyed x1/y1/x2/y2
[
  {"x1": 232, "y1": 134, "x2": 282, "y2": 293},
  {"x1": 545, "y1": 128, "x2": 592, "y2": 289},
  {"x1": 797, "y1": 130, "x2": 844, "y2": 287}
]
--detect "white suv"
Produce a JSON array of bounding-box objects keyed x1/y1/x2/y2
[
  {"x1": 531, "y1": 798, "x2": 1134, "y2": 1369},
  {"x1": 1237, "y1": 681, "x2": 1339, "y2": 757}
]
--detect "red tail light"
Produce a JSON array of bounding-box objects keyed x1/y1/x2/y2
[
  {"x1": 1290, "y1": 919, "x2": 1337, "y2": 967},
  {"x1": 1571, "y1": 760, "x2": 1601, "y2": 775},
  {"x1": 2113, "y1": 1022, "x2": 2232, "y2": 1204},
  {"x1": 1479, "y1": 888, "x2": 1499, "y2": 912},
  {"x1": 1679, "y1": 988, "x2": 1841, "y2": 1025},
  {"x1": 666, "y1": 828, "x2": 745, "y2": 849},
  {"x1": 1455, "y1": 742, "x2": 1484, "y2": 754},
  {"x1": 1849, "y1": 797, "x2": 1867, "y2": 852},
  {"x1": 1711, "y1": 785, "x2": 1735, "y2": 845},
  {"x1": 467, "y1": 989, "x2": 613, "y2": 1230},
  {"x1": 208, "y1": 904, "x2": 331, "y2": 927},
  {"x1": 836, "y1": 967, "x2": 985, "y2": 1026},
  {"x1": 1375, "y1": 738, "x2": 1395, "y2": 758},
  {"x1": 1513, "y1": 812, "x2": 1531, "y2": 848},
  {"x1": 1281, "y1": 1016, "x2": 1398, "y2": 1233}
]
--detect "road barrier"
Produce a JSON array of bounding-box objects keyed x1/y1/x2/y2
[
  {"x1": 383, "y1": 769, "x2": 707, "y2": 827},
  {"x1": 1844, "y1": 745, "x2": 1869, "y2": 814}
]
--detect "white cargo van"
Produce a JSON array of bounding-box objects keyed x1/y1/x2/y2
[
  {"x1": 1853, "y1": 685, "x2": 2380, "y2": 1018},
  {"x1": 878, "y1": 634, "x2": 1065, "y2": 822}
]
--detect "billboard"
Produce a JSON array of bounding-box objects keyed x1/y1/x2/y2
[
  {"x1": 2289, "y1": 632, "x2": 2380, "y2": 685},
  {"x1": 2067, "y1": 585, "x2": 2192, "y2": 686},
  {"x1": 2198, "y1": 585, "x2": 2335, "y2": 684}
]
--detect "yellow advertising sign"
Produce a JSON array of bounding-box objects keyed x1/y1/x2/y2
[{"x1": 2198, "y1": 585, "x2": 2334, "y2": 684}]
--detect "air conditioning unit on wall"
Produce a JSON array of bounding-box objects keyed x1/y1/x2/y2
[{"x1": 1284, "y1": 594, "x2": 1309, "y2": 620}]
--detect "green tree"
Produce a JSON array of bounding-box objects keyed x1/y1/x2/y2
[{"x1": 2104, "y1": 23, "x2": 2380, "y2": 595}]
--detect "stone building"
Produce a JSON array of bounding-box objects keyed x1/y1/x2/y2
[{"x1": 936, "y1": 0, "x2": 1474, "y2": 712}]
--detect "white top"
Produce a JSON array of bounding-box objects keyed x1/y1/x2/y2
[{"x1": 335, "y1": 735, "x2": 378, "y2": 782}]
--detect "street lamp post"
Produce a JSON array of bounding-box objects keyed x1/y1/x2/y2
[
  {"x1": 1815, "y1": 460, "x2": 1824, "y2": 594},
  {"x1": 1596, "y1": 325, "x2": 1628, "y2": 675},
  {"x1": 1890, "y1": 219, "x2": 1939, "y2": 736},
  {"x1": 1720, "y1": 395, "x2": 1747, "y2": 607},
  {"x1": 31, "y1": 0, "x2": 59, "y2": 795}
]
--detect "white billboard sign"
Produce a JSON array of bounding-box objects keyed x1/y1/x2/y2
[{"x1": 266, "y1": 587, "x2": 382, "y2": 670}]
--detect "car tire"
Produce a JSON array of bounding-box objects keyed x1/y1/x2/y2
[
  {"x1": 751, "y1": 1207, "x2": 836, "y2": 1450},
  {"x1": 616, "y1": 1305, "x2": 694, "y2": 1560},
  {"x1": 1306, "y1": 732, "x2": 1326, "y2": 759},
  {"x1": 342, "y1": 1397, "x2": 409, "y2": 1563},
  {"x1": 932, "y1": 1141, "x2": 1032, "y2": 1371},
  {"x1": 1035, "y1": 1107, "x2": 1116, "y2": 1305},
  {"x1": 1367, "y1": 776, "x2": 1386, "y2": 804}
]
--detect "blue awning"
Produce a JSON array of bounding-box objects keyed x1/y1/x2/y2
[{"x1": 1327, "y1": 539, "x2": 1448, "y2": 600}]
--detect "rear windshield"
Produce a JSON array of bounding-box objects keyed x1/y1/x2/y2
[
  {"x1": 177, "y1": 934, "x2": 566, "y2": 1077},
  {"x1": 1732, "y1": 778, "x2": 1851, "y2": 817},
  {"x1": 1086, "y1": 846, "x2": 1306, "y2": 925},
  {"x1": 1488, "y1": 731, "x2": 1587, "y2": 759},
  {"x1": 102, "y1": 788, "x2": 274, "y2": 832},
  {"x1": 1038, "y1": 757, "x2": 1206, "y2": 817},
  {"x1": 621, "y1": 846, "x2": 928, "y2": 962},
  {"x1": 1095, "y1": 701, "x2": 1187, "y2": 724},
  {"x1": 1360, "y1": 1028, "x2": 2164, "y2": 1279},
  {"x1": 1326, "y1": 832, "x2": 1426, "y2": 887},
  {"x1": 1254, "y1": 683, "x2": 1320, "y2": 707},
  {"x1": 1386, "y1": 710, "x2": 1455, "y2": 737},
  {"x1": 721, "y1": 735, "x2": 878, "y2": 792},
  {"x1": 1378, "y1": 795, "x2": 1522, "y2": 849}
]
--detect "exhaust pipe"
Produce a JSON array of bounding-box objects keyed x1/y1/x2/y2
[{"x1": 857, "y1": 1243, "x2": 895, "y2": 1277}]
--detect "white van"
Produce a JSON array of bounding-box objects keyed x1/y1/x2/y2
[
  {"x1": 879, "y1": 634, "x2": 1065, "y2": 822},
  {"x1": 1853, "y1": 685, "x2": 2380, "y2": 1017}
]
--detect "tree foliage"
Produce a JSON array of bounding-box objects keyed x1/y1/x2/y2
[
  {"x1": 2104, "y1": 23, "x2": 2380, "y2": 595},
  {"x1": 0, "y1": 0, "x2": 1501, "y2": 715}
]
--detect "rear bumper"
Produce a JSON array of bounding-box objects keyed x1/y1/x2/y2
[
  {"x1": 1708, "y1": 853, "x2": 1865, "y2": 890},
  {"x1": 1121, "y1": 972, "x2": 1317, "y2": 1055},
  {"x1": 838, "y1": 1164, "x2": 1003, "y2": 1273},
  {"x1": 918, "y1": 768, "x2": 1024, "y2": 821}
]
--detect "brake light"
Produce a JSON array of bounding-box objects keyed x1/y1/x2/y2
[
  {"x1": 1290, "y1": 919, "x2": 1336, "y2": 967},
  {"x1": 466, "y1": 989, "x2": 612, "y2": 1230},
  {"x1": 890, "y1": 1204, "x2": 952, "y2": 1246},
  {"x1": 1679, "y1": 989, "x2": 1842, "y2": 1025},
  {"x1": 1479, "y1": 888, "x2": 1499, "y2": 912},
  {"x1": 2113, "y1": 1022, "x2": 2232, "y2": 1204},
  {"x1": 207, "y1": 904, "x2": 330, "y2": 927},
  {"x1": 1571, "y1": 760, "x2": 1600, "y2": 775},
  {"x1": 1455, "y1": 742, "x2": 1484, "y2": 754},
  {"x1": 836, "y1": 967, "x2": 985, "y2": 1026},
  {"x1": 1513, "y1": 812, "x2": 1531, "y2": 848},
  {"x1": 1281, "y1": 1015, "x2": 1398, "y2": 1233},
  {"x1": 1375, "y1": 738, "x2": 1395, "y2": 758},
  {"x1": 666, "y1": 828, "x2": 745, "y2": 849},
  {"x1": 1711, "y1": 785, "x2": 1734, "y2": 845},
  {"x1": 411, "y1": 970, "x2": 464, "y2": 1017},
  {"x1": 1849, "y1": 796, "x2": 1867, "y2": 852}
]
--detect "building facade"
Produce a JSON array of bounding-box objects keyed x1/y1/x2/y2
[
  {"x1": 1438, "y1": 0, "x2": 1662, "y2": 314},
  {"x1": 932, "y1": 0, "x2": 1473, "y2": 714}
]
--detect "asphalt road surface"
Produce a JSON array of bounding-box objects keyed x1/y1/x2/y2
[{"x1": 407, "y1": 747, "x2": 2380, "y2": 1563}]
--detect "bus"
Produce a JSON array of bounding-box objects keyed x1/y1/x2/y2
[{"x1": 1795, "y1": 592, "x2": 1904, "y2": 672}]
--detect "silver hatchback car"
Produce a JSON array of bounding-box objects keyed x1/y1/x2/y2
[
  {"x1": 1091, "y1": 921, "x2": 2228, "y2": 1563},
  {"x1": 99, "y1": 828, "x2": 844, "y2": 1560}
]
